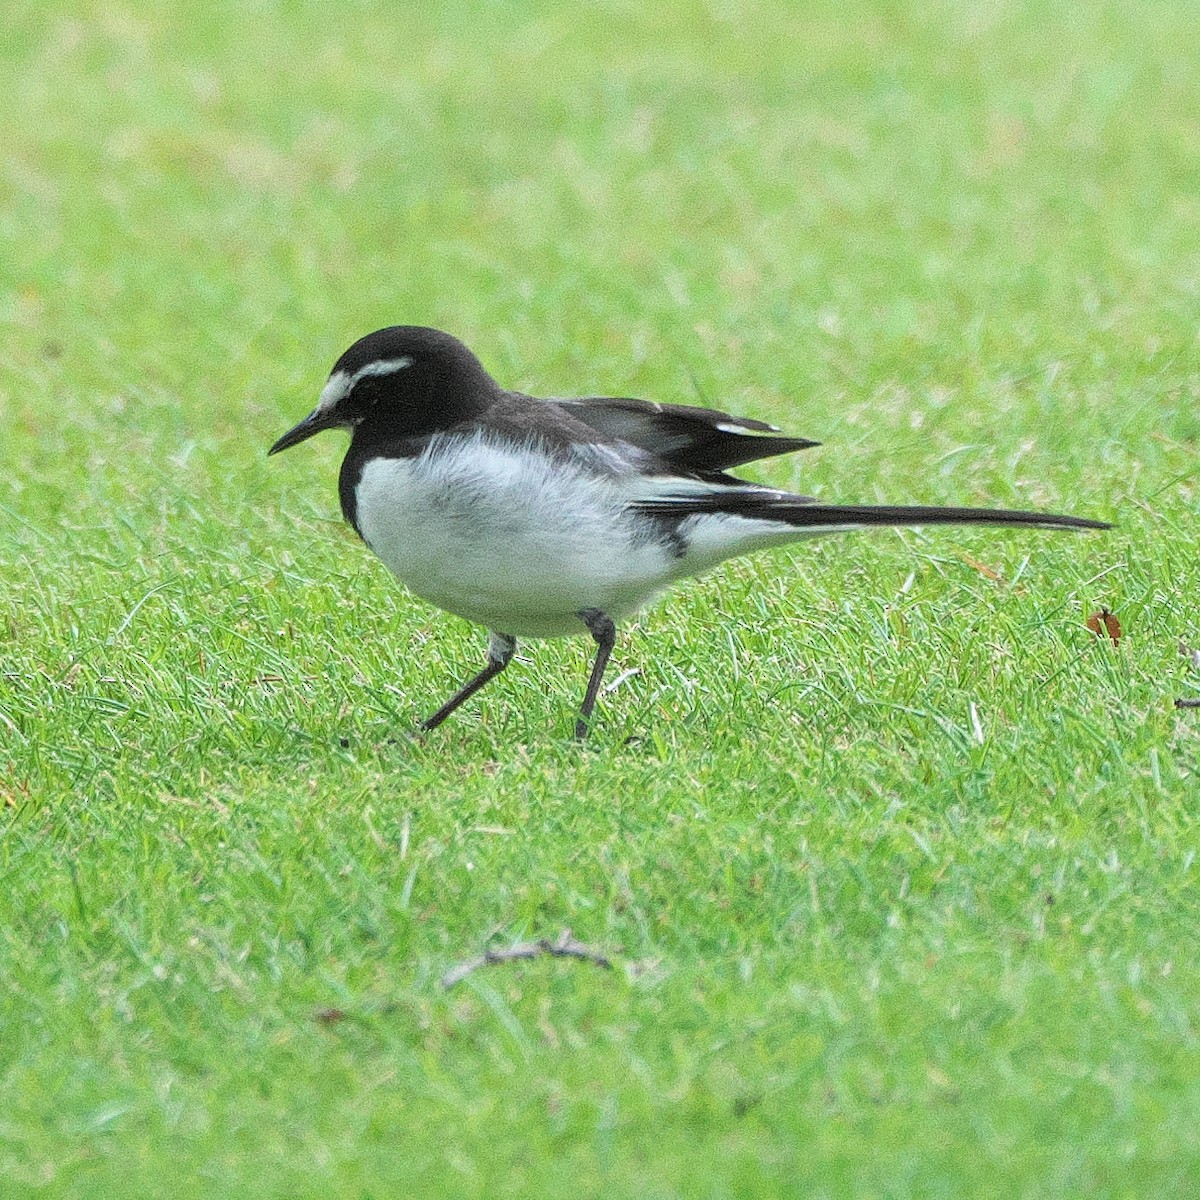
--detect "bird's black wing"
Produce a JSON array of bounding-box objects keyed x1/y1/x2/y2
[{"x1": 556, "y1": 396, "x2": 819, "y2": 475}]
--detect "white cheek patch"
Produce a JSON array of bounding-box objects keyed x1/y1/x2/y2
[{"x1": 315, "y1": 356, "x2": 414, "y2": 416}]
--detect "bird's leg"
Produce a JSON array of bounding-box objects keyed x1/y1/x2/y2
[
  {"x1": 575, "y1": 609, "x2": 617, "y2": 740},
  {"x1": 421, "y1": 631, "x2": 516, "y2": 731}
]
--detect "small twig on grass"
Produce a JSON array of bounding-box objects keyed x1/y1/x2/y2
[{"x1": 442, "y1": 928, "x2": 612, "y2": 989}]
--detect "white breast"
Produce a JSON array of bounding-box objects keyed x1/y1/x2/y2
[{"x1": 353, "y1": 436, "x2": 678, "y2": 637}]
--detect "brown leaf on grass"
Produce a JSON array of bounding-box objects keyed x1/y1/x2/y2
[
  {"x1": 1086, "y1": 608, "x2": 1122, "y2": 646},
  {"x1": 314, "y1": 1008, "x2": 347, "y2": 1026}
]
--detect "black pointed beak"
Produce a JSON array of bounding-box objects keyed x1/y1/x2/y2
[{"x1": 268, "y1": 409, "x2": 334, "y2": 456}]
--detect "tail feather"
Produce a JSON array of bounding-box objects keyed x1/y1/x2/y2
[
  {"x1": 633, "y1": 492, "x2": 1111, "y2": 532},
  {"x1": 765, "y1": 503, "x2": 1111, "y2": 532}
]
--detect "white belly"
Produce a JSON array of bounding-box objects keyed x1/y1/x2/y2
[{"x1": 353, "y1": 438, "x2": 677, "y2": 637}]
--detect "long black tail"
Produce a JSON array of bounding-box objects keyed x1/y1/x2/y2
[
  {"x1": 634, "y1": 492, "x2": 1110, "y2": 532},
  {"x1": 767, "y1": 503, "x2": 1111, "y2": 532}
]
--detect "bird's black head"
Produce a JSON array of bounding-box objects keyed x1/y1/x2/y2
[{"x1": 269, "y1": 326, "x2": 501, "y2": 455}]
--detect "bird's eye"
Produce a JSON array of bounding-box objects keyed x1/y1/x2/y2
[{"x1": 317, "y1": 356, "x2": 414, "y2": 420}]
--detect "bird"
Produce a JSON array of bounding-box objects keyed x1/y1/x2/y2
[{"x1": 269, "y1": 326, "x2": 1110, "y2": 739}]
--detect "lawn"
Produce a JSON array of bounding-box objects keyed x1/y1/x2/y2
[{"x1": 2, "y1": 1, "x2": 1199, "y2": 1195}]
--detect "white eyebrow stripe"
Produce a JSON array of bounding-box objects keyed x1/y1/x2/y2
[
  {"x1": 350, "y1": 356, "x2": 413, "y2": 386},
  {"x1": 315, "y1": 356, "x2": 413, "y2": 415}
]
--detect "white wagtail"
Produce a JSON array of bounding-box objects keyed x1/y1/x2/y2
[{"x1": 269, "y1": 326, "x2": 1110, "y2": 738}]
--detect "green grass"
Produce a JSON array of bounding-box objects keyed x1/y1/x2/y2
[{"x1": 3, "y1": 0, "x2": 1199, "y2": 1195}]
